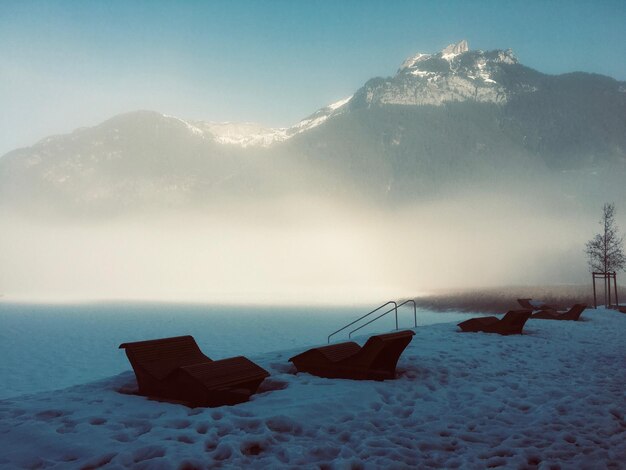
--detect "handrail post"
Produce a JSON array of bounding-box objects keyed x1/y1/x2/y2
[
  {"x1": 394, "y1": 299, "x2": 417, "y2": 329},
  {"x1": 394, "y1": 305, "x2": 398, "y2": 330}
]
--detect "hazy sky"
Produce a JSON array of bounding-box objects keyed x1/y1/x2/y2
[{"x1": 1, "y1": 0, "x2": 625, "y2": 156}]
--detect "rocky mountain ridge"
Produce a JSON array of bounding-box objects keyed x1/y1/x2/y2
[
  {"x1": 350, "y1": 40, "x2": 535, "y2": 108},
  {"x1": 1, "y1": 40, "x2": 625, "y2": 214},
  {"x1": 161, "y1": 94, "x2": 354, "y2": 148},
  {"x1": 164, "y1": 41, "x2": 531, "y2": 146}
]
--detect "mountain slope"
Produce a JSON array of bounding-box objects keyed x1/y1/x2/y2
[{"x1": 1, "y1": 41, "x2": 625, "y2": 214}]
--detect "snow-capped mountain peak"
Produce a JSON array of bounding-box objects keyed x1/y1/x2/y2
[
  {"x1": 363, "y1": 40, "x2": 528, "y2": 108},
  {"x1": 494, "y1": 48, "x2": 518, "y2": 64},
  {"x1": 398, "y1": 40, "x2": 471, "y2": 71},
  {"x1": 399, "y1": 53, "x2": 432, "y2": 71},
  {"x1": 441, "y1": 39, "x2": 469, "y2": 60}
]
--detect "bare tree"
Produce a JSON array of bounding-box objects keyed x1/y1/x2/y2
[{"x1": 585, "y1": 203, "x2": 625, "y2": 274}]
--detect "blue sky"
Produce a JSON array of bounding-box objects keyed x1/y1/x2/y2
[{"x1": 1, "y1": 0, "x2": 625, "y2": 155}]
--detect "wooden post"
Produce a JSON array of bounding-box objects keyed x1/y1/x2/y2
[
  {"x1": 614, "y1": 272, "x2": 619, "y2": 308},
  {"x1": 592, "y1": 273, "x2": 597, "y2": 309}
]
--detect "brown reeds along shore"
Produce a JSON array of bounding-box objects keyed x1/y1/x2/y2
[{"x1": 411, "y1": 285, "x2": 626, "y2": 313}]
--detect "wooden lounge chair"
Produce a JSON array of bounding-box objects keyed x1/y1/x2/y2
[
  {"x1": 517, "y1": 298, "x2": 558, "y2": 311},
  {"x1": 531, "y1": 304, "x2": 587, "y2": 321},
  {"x1": 289, "y1": 330, "x2": 415, "y2": 380},
  {"x1": 119, "y1": 335, "x2": 269, "y2": 407},
  {"x1": 458, "y1": 310, "x2": 531, "y2": 335}
]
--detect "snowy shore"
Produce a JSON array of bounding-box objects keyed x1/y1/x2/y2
[{"x1": 1, "y1": 308, "x2": 624, "y2": 469}]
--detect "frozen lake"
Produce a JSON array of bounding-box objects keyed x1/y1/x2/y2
[{"x1": 0, "y1": 302, "x2": 472, "y2": 399}]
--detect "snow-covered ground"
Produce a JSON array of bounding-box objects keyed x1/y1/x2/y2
[{"x1": 0, "y1": 306, "x2": 624, "y2": 468}]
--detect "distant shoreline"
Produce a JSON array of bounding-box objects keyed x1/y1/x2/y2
[
  {"x1": 411, "y1": 284, "x2": 625, "y2": 313},
  {"x1": 1, "y1": 284, "x2": 624, "y2": 313}
]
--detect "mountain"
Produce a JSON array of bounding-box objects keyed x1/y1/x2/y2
[
  {"x1": 0, "y1": 111, "x2": 328, "y2": 214},
  {"x1": 1, "y1": 40, "x2": 625, "y2": 214}
]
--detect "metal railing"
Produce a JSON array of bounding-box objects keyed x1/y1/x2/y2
[
  {"x1": 349, "y1": 299, "x2": 418, "y2": 339},
  {"x1": 327, "y1": 299, "x2": 419, "y2": 343},
  {"x1": 397, "y1": 299, "x2": 417, "y2": 328},
  {"x1": 327, "y1": 301, "x2": 397, "y2": 344}
]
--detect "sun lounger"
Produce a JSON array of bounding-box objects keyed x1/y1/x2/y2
[
  {"x1": 119, "y1": 335, "x2": 269, "y2": 407},
  {"x1": 517, "y1": 298, "x2": 536, "y2": 310},
  {"x1": 531, "y1": 304, "x2": 587, "y2": 321},
  {"x1": 289, "y1": 330, "x2": 415, "y2": 380},
  {"x1": 517, "y1": 298, "x2": 558, "y2": 311},
  {"x1": 458, "y1": 310, "x2": 531, "y2": 335}
]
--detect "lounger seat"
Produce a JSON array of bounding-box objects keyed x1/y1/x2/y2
[
  {"x1": 458, "y1": 310, "x2": 531, "y2": 335},
  {"x1": 119, "y1": 335, "x2": 269, "y2": 407},
  {"x1": 531, "y1": 304, "x2": 587, "y2": 321},
  {"x1": 289, "y1": 330, "x2": 415, "y2": 381}
]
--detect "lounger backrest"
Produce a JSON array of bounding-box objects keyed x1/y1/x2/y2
[
  {"x1": 119, "y1": 335, "x2": 212, "y2": 380},
  {"x1": 499, "y1": 310, "x2": 531, "y2": 334},
  {"x1": 517, "y1": 299, "x2": 535, "y2": 310},
  {"x1": 562, "y1": 304, "x2": 586, "y2": 320},
  {"x1": 355, "y1": 330, "x2": 415, "y2": 372}
]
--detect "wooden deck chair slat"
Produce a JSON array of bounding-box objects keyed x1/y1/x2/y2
[
  {"x1": 180, "y1": 357, "x2": 269, "y2": 390},
  {"x1": 315, "y1": 342, "x2": 362, "y2": 362}
]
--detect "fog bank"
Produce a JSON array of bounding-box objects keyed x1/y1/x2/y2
[{"x1": 0, "y1": 189, "x2": 605, "y2": 305}]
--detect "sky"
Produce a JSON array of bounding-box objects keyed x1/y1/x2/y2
[{"x1": 1, "y1": 0, "x2": 625, "y2": 157}]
